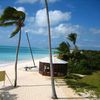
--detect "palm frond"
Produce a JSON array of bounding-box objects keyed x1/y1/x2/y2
[
  {"x1": 66, "y1": 41, "x2": 70, "y2": 48},
  {"x1": 0, "y1": 21, "x2": 16, "y2": 27},
  {"x1": 0, "y1": 7, "x2": 17, "y2": 22},
  {"x1": 14, "y1": 11, "x2": 26, "y2": 21},
  {"x1": 0, "y1": 6, "x2": 26, "y2": 38},
  {"x1": 10, "y1": 26, "x2": 20, "y2": 38},
  {"x1": 67, "y1": 33, "x2": 77, "y2": 44}
]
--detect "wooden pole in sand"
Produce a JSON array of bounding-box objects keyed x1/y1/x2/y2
[{"x1": 26, "y1": 32, "x2": 36, "y2": 67}]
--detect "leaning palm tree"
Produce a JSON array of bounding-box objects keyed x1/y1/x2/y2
[
  {"x1": 67, "y1": 33, "x2": 77, "y2": 49},
  {"x1": 0, "y1": 6, "x2": 26, "y2": 87},
  {"x1": 44, "y1": 0, "x2": 57, "y2": 99}
]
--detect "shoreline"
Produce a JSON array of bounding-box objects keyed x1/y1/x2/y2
[{"x1": 0, "y1": 55, "x2": 48, "y2": 67}]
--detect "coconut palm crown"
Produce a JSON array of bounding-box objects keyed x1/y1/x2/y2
[
  {"x1": 67, "y1": 33, "x2": 77, "y2": 49},
  {"x1": 0, "y1": 6, "x2": 25, "y2": 37}
]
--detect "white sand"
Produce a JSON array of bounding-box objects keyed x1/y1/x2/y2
[{"x1": 0, "y1": 58, "x2": 88, "y2": 100}]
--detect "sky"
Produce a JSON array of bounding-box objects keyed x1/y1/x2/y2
[{"x1": 0, "y1": 0, "x2": 100, "y2": 50}]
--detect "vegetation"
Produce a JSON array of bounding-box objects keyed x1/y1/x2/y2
[
  {"x1": 0, "y1": 6, "x2": 26, "y2": 87},
  {"x1": 56, "y1": 33, "x2": 100, "y2": 97},
  {"x1": 56, "y1": 41, "x2": 70, "y2": 61},
  {"x1": 57, "y1": 33, "x2": 100, "y2": 75},
  {"x1": 65, "y1": 71, "x2": 100, "y2": 97},
  {"x1": 81, "y1": 50, "x2": 100, "y2": 70},
  {"x1": 67, "y1": 33, "x2": 78, "y2": 49}
]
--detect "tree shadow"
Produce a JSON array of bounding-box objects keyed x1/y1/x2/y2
[
  {"x1": 0, "y1": 91, "x2": 17, "y2": 100},
  {"x1": 20, "y1": 84, "x2": 51, "y2": 87},
  {"x1": 56, "y1": 97, "x2": 98, "y2": 100},
  {"x1": 65, "y1": 79, "x2": 97, "y2": 91},
  {"x1": 0, "y1": 86, "x2": 19, "y2": 91}
]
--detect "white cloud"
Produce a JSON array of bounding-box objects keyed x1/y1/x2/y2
[
  {"x1": 24, "y1": 17, "x2": 80, "y2": 38},
  {"x1": 17, "y1": 0, "x2": 38, "y2": 4},
  {"x1": 51, "y1": 24, "x2": 80, "y2": 38},
  {"x1": 35, "y1": 9, "x2": 47, "y2": 27},
  {"x1": 17, "y1": 0, "x2": 60, "y2": 4},
  {"x1": 50, "y1": 10, "x2": 71, "y2": 25},
  {"x1": 15, "y1": 7, "x2": 26, "y2": 12},
  {"x1": 35, "y1": 8, "x2": 71, "y2": 27},
  {"x1": 23, "y1": 8, "x2": 73, "y2": 36},
  {"x1": 90, "y1": 28, "x2": 100, "y2": 34},
  {"x1": 41, "y1": 0, "x2": 60, "y2": 3},
  {"x1": 48, "y1": 0, "x2": 60, "y2": 3},
  {"x1": 23, "y1": 8, "x2": 80, "y2": 39}
]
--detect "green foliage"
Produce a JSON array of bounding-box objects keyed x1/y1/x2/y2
[
  {"x1": 0, "y1": 7, "x2": 25, "y2": 22},
  {"x1": 67, "y1": 59, "x2": 91, "y2": 75},
  {"x1": 56, "y1": 32, "x2": 100, "y2": 75},
  {"x1": 74, "y1": 60, "x2": 91, "y2": 74},
  {"x1": 65, "y1": 71, "x2": 100, "y2": 97},
  {"x1": 56, "y1": 41, "x2": 70, "y2": 55},
  {"x1": 10, "y1": 26, "x2": 20, "y2": 38},
  {"x1": 66, "y1": 49, "x2": 100, "y2": 75},
  {"x1": 71, "y1": 49, "x2": 81, "y2": 60},
  {"x1": 67, "y1": 33, "x2": 77, "y2": 48},
  {"x1": 0, "y1": 7, "x2": 17, "y2": 22},
  {"x1": 56, "y1": 41, "x2": 70, "y2": 61},
  {"x1": 65, "y1": 74, "x2": 82, "y2": 80},
  {"x1": 0, "y1": 21, "x2": 16, "y2": 27},
  {"x1": 82, "y1": 50, "x2": 100, "y2": 70},
  {"x1": 0, "y1": 6, "x2": 26, "y2": 38}
]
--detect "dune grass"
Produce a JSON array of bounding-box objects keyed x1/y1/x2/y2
[{"x1": 65, "y1": 71, "x2": 100, "y2": 97}]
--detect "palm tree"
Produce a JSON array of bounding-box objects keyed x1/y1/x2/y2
[
  {"x1": 56, "y1": 41, "x2": 70, "y2": 61},
  {"x1": 57, "y1": 41, "x2": 70, "y2": 55},
  {"x1": 44, "y1": 0, "x2": 57, "y2": 99},
  {"x1": 0, "y1": 6, "x2": 26, "y2": 87},
  {"x1": 67, "y1": 33, "x2": 77, "y2": 49}
]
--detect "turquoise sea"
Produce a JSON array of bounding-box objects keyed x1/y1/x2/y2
[{"x1": 0, "y1": 46, "x2": 55, "y2": 66}]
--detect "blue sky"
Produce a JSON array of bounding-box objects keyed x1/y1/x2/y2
[{"x1": 0, "y1": 0, "x2": 100, "y2": 50}]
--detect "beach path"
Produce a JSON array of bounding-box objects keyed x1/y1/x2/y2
[{"x1": 0, "y1": 59, "x2": 88, "y2": 100}]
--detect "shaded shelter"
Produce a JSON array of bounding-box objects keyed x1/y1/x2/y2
[{"x1": 39, "y1": 57, "x2": 68, "y2": 76}]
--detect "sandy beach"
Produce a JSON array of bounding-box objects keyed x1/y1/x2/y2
[{"x1": 0, "y1": 58, "x2": 88, "y2": 100}]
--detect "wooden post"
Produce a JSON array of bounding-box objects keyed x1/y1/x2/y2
[{"x1": 26, "y1": 32, "x2": 36, "y2": 67}]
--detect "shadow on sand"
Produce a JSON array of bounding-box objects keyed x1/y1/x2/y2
[
  {"x1": 53, "y1": 97, "x2": 99, "y2": 100},
  {"x1": 20, "y1": 84, "x2": 51, "y2": 87},
  {"x1": 0, "y1": 87, "x2": 17, "y2": 100},
  {"x1": 0, "y1": 86, "x2": 19, "y2": 91}
]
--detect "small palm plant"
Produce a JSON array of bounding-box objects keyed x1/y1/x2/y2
[
  {"x1": 0, "y1": 6, "x2": 26, "y2": 87},
  {"x1": 67, "y1": 33, "x2": 77, "y2": 49},
  {"x1": 56, "y1": 41, "x2": 70, "y2": 55}
]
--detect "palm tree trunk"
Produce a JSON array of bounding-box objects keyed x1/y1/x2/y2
[
  {"x1": 44, "y1": 0, "x2": 57, "y2": 99},
  {"x1": 14, "y1": 28, "x2": 22, "y2": 87},
  {"x1": 26, "y1": 32, "x2": 35, "y2": 66}
]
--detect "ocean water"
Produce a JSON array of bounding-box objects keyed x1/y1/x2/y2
[{"x1": 0, "y1": 46, "x2": 55, "y2": 66}]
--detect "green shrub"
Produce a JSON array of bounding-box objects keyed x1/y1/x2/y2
[{"x1": 67, "y1": 59, "x2": 91, "y2": 75}]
